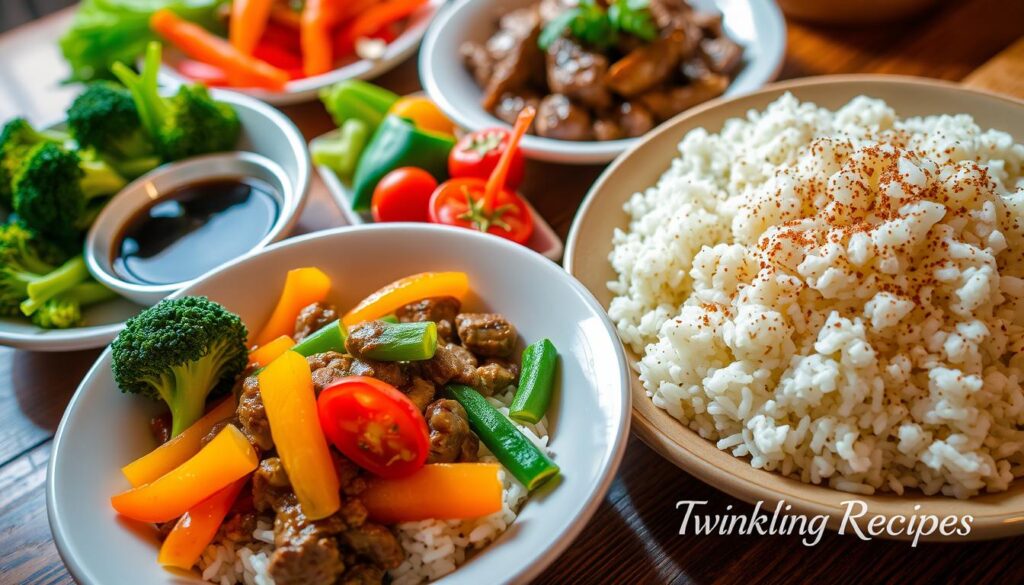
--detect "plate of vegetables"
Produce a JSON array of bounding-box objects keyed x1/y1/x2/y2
[
  {"x1": 311, "y1": 81, "x2": 564, "y2": 261},
  {"x1": 60, "y1": 0, "x2": 444, "y2": 106},
  {"x1": 48, "y1": 223, "x2": 630, "y2": 584},
  {"x1": 0, "y1": 43, "x2": 309, "y2": 351}
]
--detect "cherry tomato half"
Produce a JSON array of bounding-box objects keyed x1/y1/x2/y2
[
  {"x1": 371, "y1": 167, "x2": 438, "y2": 223},
  {"x1": 428, "y1": 177, "x2": 535, "y2": 245},
  {"x1": 317, "y1": 376, "x2": 429, "y2": 479},
  {"x1": 449, "y1": 129, "x2": 525, "y2": 189}
]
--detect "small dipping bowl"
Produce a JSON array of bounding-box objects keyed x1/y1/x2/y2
[{"x1": 86, "y1": 152, "x2": 296, "y2": 306}]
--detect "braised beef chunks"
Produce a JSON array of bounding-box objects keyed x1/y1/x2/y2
[
  {"x1": 342, "y1": 564, "x2": 386, "y2": 585},
  {"x1": 308, "y1": 351, "x2": 353, "y2": 394},
  {"x1": 395, "y1": 296, "x2": 461, "y2": 342},
  {"x1": 456, "y1": 313, "x2": 518, "y2": 357},
  {"x1": 536, "y1": 94, "x2": 593, "y2": 141},
  {"x1": 420, "y1": 343, "x2": 480, "y2": 386},
  {"x1": 342, "y1": 524, "x2": 404, "y2": 569},
  {"x1": 349, "y1": 358, "x2": 409, "y2": 389},
  {"x1": 403, "y1": 375, "x2": 437, "y2": 412},
  {"x1": 270, "y1": 499, "x2": 348, "y2": 585},
  {"x1": 477, "y1": 361, "x2": 519, "y2": 395},
  {"x1": 425, "y1": 399, "x2": 480, "y2": 463},
  {"x1": 293, "y1": 302, "x2": 339, "y2": 342},
  {"x1": 238, "y1": 375, "x2": 274, "y2": 451},
  {"x1": 494, "y1": 92, "x2": 542, "y2": 128},
  {"x1": 345, "y1": 321, "x2": 389, "y2": 359},
  {"x1": 253, "y1": 457, "x2": 292, "y2": 513},
  {"x1": 700, "y1": 37, "x2": 743, "y2": 76},
  {"x1": 479, "y1": 9, "x2": 545, "y2": 111},
  {"x1": 546, "y1": 37, "x2": 612, "y2": 110}
]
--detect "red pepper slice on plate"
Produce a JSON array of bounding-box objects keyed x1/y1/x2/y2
[
  {"x1": 449, "y1": 128, "x2": 525, "y2": 189},
  {"x1": 428, "y1": 107, "x2": 536, "y2": 245},
  {"x1": 317, "y1": 376, "x2": 429, "y2": 478}
]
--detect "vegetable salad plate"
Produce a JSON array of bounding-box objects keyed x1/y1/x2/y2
[
  {"x1": 565, "y1": 76, "x2": 1024, "y2": 540},
  {"x1": 0, "y1": 91, "x2": 310, "y2": 352},
  {"x1": 158, "y1": 0, "x2": 445, "y2": 106},
  {"x1": 48, "y1": 224, "x2": 631, "y2": 584}
]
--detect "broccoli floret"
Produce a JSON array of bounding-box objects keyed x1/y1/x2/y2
[
  {"x1": 66, "y1": 82, "x2": 160, "y2": 178},
  {"x1": 112, "y1": 296, "x2": 249, "y2": 436},
  {"x1": 0, "y1": 223, "x2": 89, "y2": 317},
  {"x1": 111, "y1": 43, "x2": 240, "y2": 161},
  {"x1": 12, "y1": 142, "x2": 126, "y2": 242},
  {"x1": 30, "y1": 281, "x2": 117, "y2": 329},
  {"x1": 0, "y1": 118, "x2": 66, "y2": 207}
]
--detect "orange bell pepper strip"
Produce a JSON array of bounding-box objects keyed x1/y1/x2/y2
[
  {"x1": 258, "y1": 350, "x2": 340, "y2": 519},
  {"x1": 362, "y1": 463, "x2": 502, "y2": 523},
  {"x1": 150, "y1": 9, "x2": 290, "y2": 91},
  {"x1": 230, "y1": 0, "x2": 275, "y2": 55},
  {"x1": 300, "y1": 0, "x2": 334, "y2": 77},
  {"x1": 158, "y1": 477, "x2": 247, "y2": 569},
  {"x1": 121, "y1": 397, "x2": 237, "y2": 488},
  {"x1": 342, "y1": 272, "x2": 469, "y2": 328},
  {"x1": 249, "y1": 334, "x2": 296, "y2": 367},
  {"x1": 254, "y1": 267, "x2": 332, "y2": 346},
  {"x1": 111, "y1": 425, "x2": 258, "y2": 523}
]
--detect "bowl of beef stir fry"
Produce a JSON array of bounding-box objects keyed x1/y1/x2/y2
[
  {"x1": 420, "y1": 0, "x2": 785, "y2": 163},
  {"x1": 48, "y1": 224, "x2": 630, "y2": 585}
]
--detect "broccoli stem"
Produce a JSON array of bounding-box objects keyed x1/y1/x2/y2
[
  {"x1": 112, "y1": 43, "x2": 166, "y2": 144},
  {"x1": 113, "y1": 155, "x2": 162, "y2": 179},
  {"x1": 60, "y1": 281, "x2": 116, "y2": 306},
  {"x1": 163, "y1": 337, "x2": 239, "y2": 437},
  {"x1": 79, "y1": 160, "x2": 126, "y2": 198},
  {"x1": 20, "y1": 256, "x2": 89, "y2": 316}
]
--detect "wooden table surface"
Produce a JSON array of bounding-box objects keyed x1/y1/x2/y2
[{"x1": 1, "y1": 2, "x2": 1023, "y2": 584}]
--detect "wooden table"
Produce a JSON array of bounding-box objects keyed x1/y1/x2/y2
[{"x1": 1, "y1": 2, "x2": 1023, "y2": 584}]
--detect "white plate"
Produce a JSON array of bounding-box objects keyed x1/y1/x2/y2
[
  {"x1": 159, "y1": 0, "x2": 444, "y2": 106},
  {"x1": 48, "y1": 223, "x2": 631, "y2": 584},
  {"x1": 419, "y1": 0, "x2": 786, "y2": 164},
  {"x1": 0, "y1": 91, "x2": 311, "y2": 351},
  {"x1": 312, "y1": 130, "x2": 565, "y2": 262}
]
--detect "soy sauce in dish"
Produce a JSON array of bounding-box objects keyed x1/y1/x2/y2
[{"x1": 113, "y1": 177, "x2": 279, "y2": 285}]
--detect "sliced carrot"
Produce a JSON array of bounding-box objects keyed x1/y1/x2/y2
[
  {"x1": 270, "y1": 2, "x2": 303, "y2": 29},
  {"x1": 230, "y1": 0, "x2": 275, "y2": 55},
  {"x1": 301, "y1": 0, "x2": 334, "y2": 77},
  {"x1": 254, "y1": 267, "x2": 332, "y2": 346},
  {"x1": 342, "y1": 272, "x2": 469, "y2": 328},
  {"x1": 249, "y1": 334, "x2": 296, "y2": 368},
  {"x1": 121, "y1": 397, "x2": 237, "y2": 488},
  {"x1": 259, "y1": 351, "x2": 340, "y2": 520},
  {"x1": 111, "y1": 425, "x2": 258, "y2": 523},
  {"x1": 150, "y1": 9, "x2": 289, "y2": 91},
  {"x1": 338, "y1": 0, "x2": 428, "y2": 49},
  {"x1": 362, "y1": 463, "x2": 503, "y2": 523},
  {"x1": 158, "y1": 477, "x2": 247, "y2": 569}
]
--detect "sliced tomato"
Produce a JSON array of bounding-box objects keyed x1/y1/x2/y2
[
  {"x1": 372, "y1": 167, "x2": 438, "y2": 223},
  {"x1": 449, "y1": 129, "x2": 524, "y2": 189},
  {"x1": 428, "y1": 178, "x2": 534, "y2": 245},
  {"x1": 317, "y1": 376, "x2": 429, "y2": 478}
]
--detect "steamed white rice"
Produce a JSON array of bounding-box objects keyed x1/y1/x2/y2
[
  {"x1": 198, "y1": 387, "x2": 550, "y2": 584},
  {"x1": 608, "y1": 93, "x2": 1024, "y2": 498}
]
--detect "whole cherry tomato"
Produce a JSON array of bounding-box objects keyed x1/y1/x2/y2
[
  {"x1": 448, "y1": 128, "x2": 525, "y2": 189},
  {"x1": 371, "y1": 167, "x2": 438, "y2": 223}
]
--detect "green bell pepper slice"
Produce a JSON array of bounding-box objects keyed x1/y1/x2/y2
[
  {"x1": 319, "y1": 80, "x2": 399, "y2": 136},
  {"x1": 350, "y1": 114, "x2": 455, "y2": 211}
]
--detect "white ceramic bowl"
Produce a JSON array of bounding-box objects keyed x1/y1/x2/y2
[
  {"x1": 86, "y1": 152, "x2": 296, "y2": 306},
  {"x1": 48, "y1": 224, "x2": 632, "y2": 584},
  {"x1": 158, "y1": 0, "x2": 444, "y2": 106},
  {"x1": 0, "y1": 90, "x2": 311, "y2": 352},
  {"x1": 419, "y1": 0, "x2": 786, "y2": 164}
]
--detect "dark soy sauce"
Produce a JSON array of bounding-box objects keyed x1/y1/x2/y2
[{"x1": 113, "y1": 177, "x2": 279, "y2": 285}]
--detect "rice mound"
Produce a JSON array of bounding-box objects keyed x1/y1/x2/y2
[
  {"x1": 608, "y1": 93, "x2": 1024, "y2": 498},
  {"x1": 198, "y1": 388, "x2": 550, "y2": 584}
]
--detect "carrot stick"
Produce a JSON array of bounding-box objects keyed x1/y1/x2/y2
[
  {"x1": 270, "y1": 2, "x2": 303, "y2": 29},
  {"x1": 230, "y1": 0, "x2": 275, "y2": 55},
  {"x1": 483, "y1": 106, "x2": 534, "y2": 213},
  {"x1": 338, "y1": 0, "x2": 429, "y2": 49},
  {"x1": 150, "y1": 9, "x2": 289, "y2": 90},
  {"x1": 362, "y1": 464, "x2": 503, "y2": 523},
  {"x1": 301, "y1": 0, "x2": 334, "y2": 77}
]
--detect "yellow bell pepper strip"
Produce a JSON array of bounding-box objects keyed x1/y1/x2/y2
[
  {"x1": 158, "y1": 477, "x2": 247, "y2": 569},
  {"x1": 258, "y1": 350, "x2": 340, "y2": 519},
  {"x1": 343, "y1": 272, "x2": 469, "y2": 327},
  {"x1": 254, "y1": 267, "x2": 332, "y2": 346},
  {"x1": 249, "y1": 334, "x2": 296, "y2": 368},
  {"x1": 111, "y1": 424, "x2": 258, "y2": 523},
  {"x1": 121, "y1": 397, "x2": 237, "y2": 488},
  {"x1": 388, "y1": 96, "x2": 455, "y2": 136},
  {"x1": 362, "y1": 463, "x2": 502, "y2": 523}
]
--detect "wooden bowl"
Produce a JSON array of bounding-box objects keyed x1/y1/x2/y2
[{"x1": 565, "y1": 75, "x2": 1024, "y2": 541}]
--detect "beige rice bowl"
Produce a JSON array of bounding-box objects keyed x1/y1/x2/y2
[{"x1": 608, "y1": 94, "x2": 1024, "y2": 499}]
